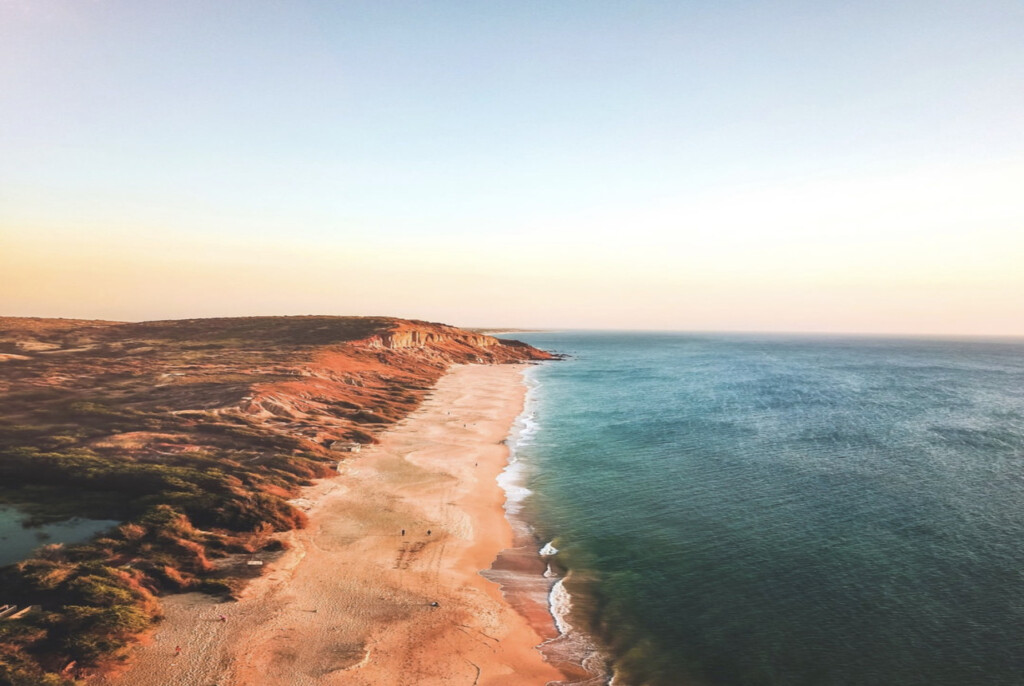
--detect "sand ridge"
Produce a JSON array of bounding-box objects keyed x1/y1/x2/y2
[{"x1": 98, "y1": 364, "x2": 564, "y2": 686}]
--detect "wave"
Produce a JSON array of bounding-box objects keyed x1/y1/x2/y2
[
  {"x1": 497, "y1": 366, "x2": 544, "y2": 517},
  {"x1": 495, "y1": 458, "x2": 532, "y2": 517},
  {"x1": 491, "y1": 363, "x2": 613, "y2": 685},
  {"x1": 549, "y1": 576, "x2": 575, "y2": 634},
  {"x1": 541, "y1": 571, "x2": 614, "y2": 685}
]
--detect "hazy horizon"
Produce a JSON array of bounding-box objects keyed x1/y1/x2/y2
[
  {"x1": 3, "y1": 1, "x2": 1022, "y2": 335},
  {"x1": 6, "y1": 313, "x2": 1024, "y2": 342}
]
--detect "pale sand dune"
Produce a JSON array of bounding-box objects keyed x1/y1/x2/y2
[{"x1": 99, "y1": 364, "x2": 565, "y2": 686}]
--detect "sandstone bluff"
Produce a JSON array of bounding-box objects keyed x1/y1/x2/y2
[{"x1": 0, "y1": 316, "x2": 553, "y2": 685}]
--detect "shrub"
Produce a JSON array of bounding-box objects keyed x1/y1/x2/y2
[
  {"x1": 170, "y1": 538, "x2": 213, "y2": 573},
  {"x1": 197, "y1": 578, "x2": 235, "y2": 597},
  {"x1": 138, "y1": 505, "x2": 198, "y2": 541},
  {"x1": 15, "y1": 560, "x2": 75, "y2": 592},
  {"x1": 67, "y1": 575, "x2": 134, "y2": 607},
  {"x1": 118, "y1": 523, "x2": 145, "y2": 541},
  {"x1": 154, "y1": 565, "x2": 195, "y2": 590},
  {"x1": 0, "y1": 656, "x2": 73, "y2": 686}
]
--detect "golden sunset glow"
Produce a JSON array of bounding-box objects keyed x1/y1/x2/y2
[{"x1": 2, "y1": 2, "x2": 1022, "y2": 335}]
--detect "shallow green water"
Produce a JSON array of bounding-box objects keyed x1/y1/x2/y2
[{"x1": 0, "y1": 504, "x2": 119, "y2": 567}]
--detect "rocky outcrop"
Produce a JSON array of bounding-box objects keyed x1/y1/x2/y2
[
  {"x1": 360, "y1": 320, "x2": 548, "y2": 359},
  {"x1": 367, "y1": 328, "x2": 498, "y2": 351},
  {"x1": 225, "y1": 319, "x2": 552, "y2": 451}
]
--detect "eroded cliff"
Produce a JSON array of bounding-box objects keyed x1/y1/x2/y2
[{"x1": 0, "y1": 316, "x2": 553, "y2": 683}]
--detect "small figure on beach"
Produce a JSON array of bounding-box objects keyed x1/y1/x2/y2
[
  {"x1": 219, "y1": 615, "x2": 226, "y2": 622},
  {"x1": 427, "y1": 529, "x2": 431, "y2": 536},
  {"x1": 430, "y1": 601, "x2": 439, "y2": 608},
  {"x1": 175, "y1": 645, "x2": 182, "y2": 656},
  {"x1": 401, "y1": 529, "x2": 405, "y2": 536}
]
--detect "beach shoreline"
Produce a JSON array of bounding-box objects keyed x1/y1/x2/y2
[
  {"x1": 487, "y1": 366, "x2": 611, "y2": 686},
  {"x1": 97, "y1": 363, "x2": 567, "y2": 686}
]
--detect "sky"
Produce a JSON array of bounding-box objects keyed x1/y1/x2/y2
[{"x1": 2, "y1": 0, "x2": 1022, "y2": 334}]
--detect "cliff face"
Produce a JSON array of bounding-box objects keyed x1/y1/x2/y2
[
  {"x1": 0, "y1": 316, "x2": 553, "y2": 457},
  {"x1": 212, "y1": 318, "x2": 554, "y2": 451},
  {"x1": 368, "y1": 323, "x2": 504, "y2": 352},
  {"x1": 0, "y1": 316, "x2": 555, "y2": 683}
]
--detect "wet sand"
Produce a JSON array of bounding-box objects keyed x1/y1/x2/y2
[{"x1": 99, "y1": 364, "x2": 565, "y2": 686}]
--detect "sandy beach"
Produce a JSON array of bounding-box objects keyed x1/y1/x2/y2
[{"x1": 99, "y1": 363, "x2": 565, "y2": 686}]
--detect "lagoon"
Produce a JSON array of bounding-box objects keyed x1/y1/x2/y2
[{"x1": 0, "y1": 504, "x2": 119, "y2": 567}]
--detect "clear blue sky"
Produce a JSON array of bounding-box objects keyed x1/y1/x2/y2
[{"x1": 2, "y1": 1, "x2": 1023, "y2": 333}]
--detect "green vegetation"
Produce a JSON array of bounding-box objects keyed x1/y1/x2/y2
[
  {"x1": 0, "y1": 407, "x2": 328, "y2": 683},
  {"x1": 0, "y1": 315, "x2": 551, "y2": 683}
]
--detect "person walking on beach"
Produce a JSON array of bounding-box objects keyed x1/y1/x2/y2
[
  {"x1": 401, "y1": 529, "x2": 405, "y2": 536},
  {"x1": 175, "y1": 645, "x2": 182, "y2": 656},
  {"x1": 427, "y1": 529, "x2": 431, "y2": 536}
]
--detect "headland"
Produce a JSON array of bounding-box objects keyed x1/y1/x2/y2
[{"x1": 0, "y1": 316, "x2": 557, "y2": 684}]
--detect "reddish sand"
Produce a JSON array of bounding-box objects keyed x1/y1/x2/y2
[{"x1": 98, "y1": 364, "x2": 566, "y2": 686}]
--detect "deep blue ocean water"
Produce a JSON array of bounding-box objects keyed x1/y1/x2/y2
[{"x1": 508, "y1": 332, "x2": 1024, "y2": 686}]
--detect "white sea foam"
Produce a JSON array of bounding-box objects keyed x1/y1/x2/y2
[
  {"x1": 493, "y1": 361, "x2": 612, "y2": 681},
  {"x1": 500, "y1": 362, "x2": 614, "y2": 685},
  {"x1": 542, "y1": 575, "x2": 616, "y2": 686},
  {"x1": 495, "y1": 458, "x2": 532, "y2": 516},
  {"x1": 496, "y1": 367, "x2": 545, "y2": 517},
  {"x1": 549, "y1": 577, "x2": 574, "y2": 635},
  {"x1": 518, "y1": 411, "x2": 540, "y2": 439}
]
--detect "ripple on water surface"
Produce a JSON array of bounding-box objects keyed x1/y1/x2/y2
[{"x1": 505, "y1": 332, "x2": 1024, "y2": 686}]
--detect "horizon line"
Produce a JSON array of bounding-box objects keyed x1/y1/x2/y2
[{"x1": 4, "y1": 313, "x2": 1023, "y2": 341}]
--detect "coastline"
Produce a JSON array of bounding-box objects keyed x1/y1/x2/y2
[
  {"x1": 488, "y1": 365, "x2": 611, "y2": 686},
  {"x1": 97, "y1": 363, "x2": 565, "y2": 686}
]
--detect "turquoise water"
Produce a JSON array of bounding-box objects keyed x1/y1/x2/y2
[
  {"x1": 0, "y1": 505, "x2": 119, "y2": 567},
  {"x1": 509, "y1": 333, "x2": 1024, "y2": 686}
]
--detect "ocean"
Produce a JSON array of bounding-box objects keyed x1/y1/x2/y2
[{"x1": 502, "y1": 332, "x2": 1024, "y2": 686}]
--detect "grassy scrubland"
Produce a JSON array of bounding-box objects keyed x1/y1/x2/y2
[
  {"x1": 0, "y1": 403, "x2": 326, "y2": 685},
  {"x1": 0, "y1": 316, "x2": 550, "y2": 684}
]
